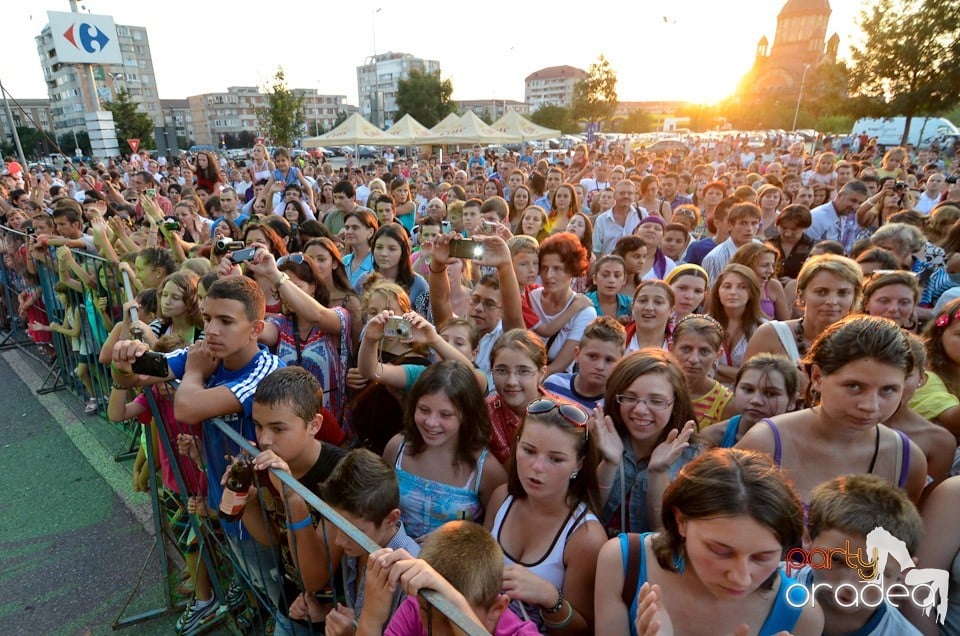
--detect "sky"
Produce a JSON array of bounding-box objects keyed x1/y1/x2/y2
[{"x1": 4, "y1": 0, "x2": 864, "y2": 107}]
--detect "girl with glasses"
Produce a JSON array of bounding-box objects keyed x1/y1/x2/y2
[
  {"x1": 484, "y1": 396, "x2": 607, "y2": 634},
  {"x1": 486, "y1": 329, "x2": 557, "y2": 465},
  {"x1": 592, "y1": 349, "x2": 700, "y2": 535}
]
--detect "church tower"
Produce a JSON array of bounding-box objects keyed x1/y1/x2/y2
[{"x1": 771, "y1": 0, "x2": 832, "y2": 73}]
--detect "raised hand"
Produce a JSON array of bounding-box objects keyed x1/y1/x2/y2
[
  {"x1": 590, "y1": 406, "x2": 624, "y2": 466},
  {"x1": 649, "y1": 420, "x2": 695, "y2": 474}
]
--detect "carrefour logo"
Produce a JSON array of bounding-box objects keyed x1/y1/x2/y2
[{"x1": 62, "y1": 22, "x2": 110, "y2": 54}]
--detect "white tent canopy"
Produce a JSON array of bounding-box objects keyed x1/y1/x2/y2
[
  {"x1": 302, "y1": 113, "x2": 392, "y2": 148},
  {"x1": 490, "y1": 110, "x2": 560, "y2": 142},
  {"x1": 422, "y1": 111, "x2": 521, "y2": 145},
  {"x1": 383, "y1": 114, "x2": 432, "y2": 145}
]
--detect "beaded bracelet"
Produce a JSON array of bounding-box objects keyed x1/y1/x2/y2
[
  {"x1": 540, "y1": 600, "x2": 574, "y2": 629},
  {"x1": 543, "y1": 588, "x2": 564, "y2": 614}
]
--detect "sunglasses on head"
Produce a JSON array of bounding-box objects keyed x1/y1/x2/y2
[
  {"x1": 277, "y1": 253, "x2": 306, "y2": 266},
  {"x1": 526, "y1": 399, "x2": 589, "y2": 437}
]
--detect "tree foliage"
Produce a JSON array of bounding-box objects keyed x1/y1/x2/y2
[
  {"x1": 395, "y1": 70, "x2": 455, "y2": 128},
  {"x1": 618, "y1": 109, "x2": 655, "y2": 134},
  {"x1": 56, "y1": 131, "x2": 90, "y2": 157},
  {"x1": 849, "y1": 0, "x2": 960, "y2": 144},
  {"x1": 571, "y1": 55, "x2": 619, "y2": 127},
  {"x1": 2, "y1": 126, "x2": 57, "y2": 160},
  {"x1": 529, "y1": 105, "x2": 578, "y2": 134},
  {"x1": 103, "y1": 89, "x2": 155, "y2": 150},
  {"x1": 257, "y1": 67, "x2": 305, "y2": 148}
]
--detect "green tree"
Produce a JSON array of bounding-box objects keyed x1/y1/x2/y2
[
  {"x1": 1, "y1": 127, "x2": 57, "y2": 160},
  {"x1": 395, "y1": 70, "x2": 455, "y2": 128},
  {"x1": 237, "y1": 130, "x2": 257, "y2": 148},
  {"x1": 529, "y1": 105, "x2": 578, "y2": 134},
  {"x1": 849, "y1": 0, "x2": 960, "y2": 144},
  {"x1": 57, "y1": 131, "x2": 91, "y2": 157},
  {"x1": 475, "y1": 109, "x2": 494, "y2": 125},
  {"x1": 256, "y1": 67, "x2": 305, "y2": 148},
  {"x1": 103, "y1": 89, "x2": 155, "y2": 150},
  {"x1": 619, "y1": 109, "x2": 654, "y2": 133},
  {"x1": 333, "y1": 110, "x2": 349, "y2": 127},
  {"x1": 571, "y1": 55, "x2": 618, "y2": 128}
]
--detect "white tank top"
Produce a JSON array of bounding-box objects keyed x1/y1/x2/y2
[{"x1": 491, "y1": 496, "x2": 597, "y2": 628}]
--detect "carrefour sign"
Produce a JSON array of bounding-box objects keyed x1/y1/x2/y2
[{"x1": 47, "y1": 12, "x2": 122, "y2": 65}]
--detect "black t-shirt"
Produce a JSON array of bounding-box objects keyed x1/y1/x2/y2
[{"x1": 257, "y1": 443, "x2": 347, "y2": 618}]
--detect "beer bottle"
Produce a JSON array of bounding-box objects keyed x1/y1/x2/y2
[{"x1": 219, "y1": 456, "x2": 253, "y2": 521}]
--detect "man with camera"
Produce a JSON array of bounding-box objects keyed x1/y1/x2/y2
[{"x1": 427, "y1": 230, "x2": 525, "y2": 374}]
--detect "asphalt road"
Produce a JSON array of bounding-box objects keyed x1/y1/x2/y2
[{"x1": 0, "y1": 348, "x2": 182, "y2": 635}]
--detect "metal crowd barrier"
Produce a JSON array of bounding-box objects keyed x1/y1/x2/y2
[{"x1": 0, "y1": 224, "x2": 483, "y2": 634}]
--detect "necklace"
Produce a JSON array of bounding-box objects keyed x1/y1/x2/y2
[{"x1": 794, "y1": 318, "x2": 810, "y2": 357}]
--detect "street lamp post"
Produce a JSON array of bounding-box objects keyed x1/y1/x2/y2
[{"x1": 792, "y1": 64, "x2": 811, "y2": 131}]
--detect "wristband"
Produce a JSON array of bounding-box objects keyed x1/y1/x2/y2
[
  {"x1": 287, "y1": 516, "x2": 313, "y2": 531},
  {"x1": 428, "y1": 262, "x2": 447, "y2": 274},
  {"x1": 543, "y1": 588, "x2": 564, "y2": 614},
  {"x1": 110, "y1": 362, "x2": 131, "y2": 376}
]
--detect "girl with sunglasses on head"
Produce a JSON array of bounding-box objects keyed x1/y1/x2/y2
[
  {"x1": 245, "y1": 246, "x2": 351, "y2": 423},
  {"x1": 303, "y1": 237, "x2": 362, "y2": 354},
  {"x1": 591, "y1": 349, "x2": 700, "y2": 535},
  {"x1": 484, "y1": 396, "x2": 607, "y2": 634}
]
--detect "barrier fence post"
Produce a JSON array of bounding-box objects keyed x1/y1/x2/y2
[{"x1": 212, "y1": 417, "x2": 489, "y2": 636}]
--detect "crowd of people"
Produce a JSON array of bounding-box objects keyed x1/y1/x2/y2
[{"x1": 2, "y1": 131, "x2": 960, "y2": 635}]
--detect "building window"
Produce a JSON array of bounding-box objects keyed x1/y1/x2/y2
[
  {"x1": 117, "y1": 27, "x2": 129, "y2": 36},
  {"x1": 132, "y1": 30, "x2": 143, "y2": 41}
]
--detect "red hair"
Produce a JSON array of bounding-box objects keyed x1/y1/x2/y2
[{"x1": 539, "y1": 232, "x2": 589, "y2": 277}]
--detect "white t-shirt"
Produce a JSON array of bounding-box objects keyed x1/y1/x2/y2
[{"x1": 527, "y1": 289, "x2": 597, "y2": 371}]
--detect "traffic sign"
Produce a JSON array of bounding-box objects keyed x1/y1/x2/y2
[{"x1": 127, "y1": 138, "x2": 140, "y2": 154}]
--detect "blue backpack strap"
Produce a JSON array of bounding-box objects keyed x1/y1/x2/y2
[
  {"x1": 721, "y1": 415, "x2": 742, "y2": 448},
  {"x1": 758, "y1": 568, "x2": 803, "y2": 636}
]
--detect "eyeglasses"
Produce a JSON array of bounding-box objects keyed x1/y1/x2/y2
[
  {"x1": 491, "y1": 367, "x2": 537, "y2": 379},
  {"x1": 526, "y1": 399, "x2": 589, "y2": 436},
  {"x1": 125, "y1": 199, "x2": 138, "y2": 203},
  {"x1": 277, "y1": 253, "x2": 306, "y2": 266},
  {"x1": 615, "y1": 394, "x2": 674, "y2": 410},
  {"x1": 468, "y1": 295, "x2": 500, "y2": 311}
]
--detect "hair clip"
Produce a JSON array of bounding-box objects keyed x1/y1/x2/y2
[{"x1": 936, "y1": 308, "x2": 960, "y2": 327}]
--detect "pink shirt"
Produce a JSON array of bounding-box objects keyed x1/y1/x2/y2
[
  {"x1": 134, "y1": 390, "x2": 206, "y2": 496},
  {"x1": 386, "y1": 597, "x2": 539, "y2": 636}
]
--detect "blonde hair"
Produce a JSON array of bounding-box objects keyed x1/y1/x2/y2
[
  {"x1": 420, "y1": 521, "x2": 503, "y2": 609},
  {"x1": 796, "y1": 254, "x2": 863, "y2": 306}
]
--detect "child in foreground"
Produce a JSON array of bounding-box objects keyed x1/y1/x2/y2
[
  {"x1": 791, "y1": 474, "x2": 923, "y2": 636},
  {"x1": 357, "y1": 520, "x2": 539, "y2": 635}
]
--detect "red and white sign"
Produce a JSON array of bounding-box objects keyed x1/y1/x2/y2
[
  {"x1": 127, "y1": 138, "x2": 140, "y2": 154},
  {"x1": 255, "y1": 137, "x2": 265, "y2": 145}
]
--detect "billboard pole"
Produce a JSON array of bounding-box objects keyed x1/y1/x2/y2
[
  {"x1": 0, "y1": 79, "x2": 28, "y2": 166},
  {"x1": 67, "y1": 0, "x2": 101, "y2": 112}
]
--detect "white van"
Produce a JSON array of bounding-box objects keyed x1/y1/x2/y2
[{"x1": 852, "y1": 117, "x2": 959, "y2": 148}]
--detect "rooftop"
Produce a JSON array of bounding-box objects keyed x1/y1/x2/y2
[{"x1": 524, "y1": 65, "x2": 588, "y2": 83}]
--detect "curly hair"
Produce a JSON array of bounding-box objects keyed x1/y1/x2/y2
[{"x1": 539, "y1": 231, "x2": 590, "y2": 278}]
